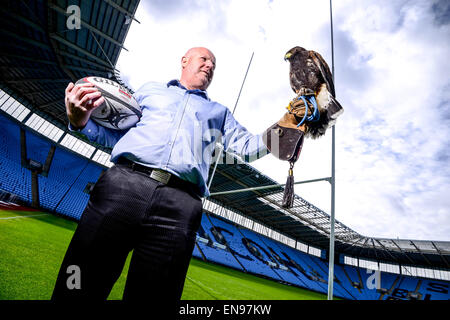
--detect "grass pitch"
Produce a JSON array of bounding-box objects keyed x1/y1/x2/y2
[{"x1": 0, "y1": 208, "x2": 327, "y2": 300}]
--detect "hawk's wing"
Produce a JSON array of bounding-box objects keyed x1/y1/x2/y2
[{"x1": 310, "y1": 51, "x2": 335, "y2": 97}]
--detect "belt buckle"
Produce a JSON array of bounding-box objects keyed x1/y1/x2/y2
[{"x1": 150, "y1": 169, "x2": 171, "y2": 184}]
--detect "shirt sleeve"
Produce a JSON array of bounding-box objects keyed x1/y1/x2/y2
[
  {"x1": 222, "y1": 109, "x2": 269, "y2": 162},
  {"x1": 68, "y1": 119, "x2": 127, "y2": 148}
]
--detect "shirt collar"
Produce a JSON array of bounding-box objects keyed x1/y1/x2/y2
[{"x1": 167, "y1": 79, "x2": 210, "y2": 101}]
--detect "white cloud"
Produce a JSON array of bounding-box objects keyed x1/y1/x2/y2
[{"x1": 117, "y1": 0, "x2": 450, "y2": 241}]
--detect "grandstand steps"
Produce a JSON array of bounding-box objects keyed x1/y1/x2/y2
[
  {"x1": 356, "y1": 267, "x2": 364, "y2": 291},
  {"x1": 31, "y1": 170, "x2": 39, "y2": 208},
  {"x1": 42, "y1": 145, "x2": 56, "y2": 177},
  {"x1": 414, "y1": 279, "x2": 422, "y2": 293},
  {"x1": 410, "y1": 279, "x2": 423, "y2": 300},
  {"x1": 205, "y1": 213, "x2": 248, "y2": 272},
  {"x1": 341, "y1": 267, "x2": 361, "y2": 300},
  {"x1": 194, "y1": 242, "x2": 208, "y2": 262},
  {"x1": 228, "y1": 248, "x2": 247, "y2": 272},
  {"x1": 336, "y1": 265, "x2": 358, "y2": 299},
  {"x1": 235, "y1": 226, "x2": 281, "y2": 279},
  {"x1": 342, "y1": 265, "x2": 362, "y2": 294},
  {"x1": 385, "y1": 275, "x2": 402, "y2": 299}
]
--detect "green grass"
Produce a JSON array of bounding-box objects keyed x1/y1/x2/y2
[{"x1": 0, "y1": 209, "x2": 327, "y2": 300}]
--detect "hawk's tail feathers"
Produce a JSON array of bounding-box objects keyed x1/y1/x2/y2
[
  {"x1": 305, "y1": 96, "x2": 343, "y2": 139},
  {"x1": 326, "y1": 95, "x2": 344, "y2": 120}
]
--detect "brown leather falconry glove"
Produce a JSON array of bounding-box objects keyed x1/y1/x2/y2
[
  {"x1": 262, "y1": 112, "x2": 305, "y2": 162},
  {"x1": 262, "y1": 107, "x2": 308, "y2": 208},
  {"x1": 262, "y1": 92, "x2": 341, "y2": 208}
]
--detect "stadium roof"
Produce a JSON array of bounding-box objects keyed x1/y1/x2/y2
[
  {"x1": 0, "y1": 0, "x2": 448, "y2": 271},
  {"x1": 0, "y1": 0, "x2": 138, "y2": 127}
]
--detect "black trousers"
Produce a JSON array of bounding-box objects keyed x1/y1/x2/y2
[{"x1": 52, "y1": 164, "x2": 203, "y2": 301}]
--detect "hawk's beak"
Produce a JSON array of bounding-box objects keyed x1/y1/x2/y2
[{"x1": 284, "y1": 52, "x2": 292, "y2": 61}]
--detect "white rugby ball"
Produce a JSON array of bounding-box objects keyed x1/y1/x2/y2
[{"x1": 76, "y1": 76, "x2": 141, "y2": 130}]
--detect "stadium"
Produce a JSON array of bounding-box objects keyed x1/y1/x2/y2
[{"x1": 0, "y1": 0, "x2": 449, "y2": 305}]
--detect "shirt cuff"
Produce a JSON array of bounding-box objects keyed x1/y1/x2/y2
[{"x1": 68, "y1": 119, "x2": 99, "y2": 140}]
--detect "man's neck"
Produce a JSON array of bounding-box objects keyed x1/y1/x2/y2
[{"x1": 179, "y1": 79, "x2": 207, "y2": 91}]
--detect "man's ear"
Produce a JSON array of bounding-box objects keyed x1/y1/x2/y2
[{"x1": 181, "y1": 56, "x2": 188, "y2": 68}]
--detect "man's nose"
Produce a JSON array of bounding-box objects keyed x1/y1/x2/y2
[{"x1": 204, "y1": 60, "x2": 213, "y2": 69}]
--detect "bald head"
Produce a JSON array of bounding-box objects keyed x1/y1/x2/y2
[{"x1": 180, "y1": 47, "x2": 216, "y2": 91}]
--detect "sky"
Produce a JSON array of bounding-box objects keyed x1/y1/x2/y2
[{"x1": 116, "y1": 0, "x2": 450, "y2": 242}]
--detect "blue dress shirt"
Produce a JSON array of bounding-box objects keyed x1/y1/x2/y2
[{"x1": 75, "y1": 80, "x2": 268, "y2": 196}]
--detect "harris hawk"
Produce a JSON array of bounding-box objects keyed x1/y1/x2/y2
[
  {"x1": 284, "y1": 46, "x2": 344, "y2": 138},
  {"x1": 262, "y1": 46, "x2": 344, "y2": 208}
]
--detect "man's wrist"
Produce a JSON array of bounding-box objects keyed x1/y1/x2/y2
[{"x1": 68, "y1": 121, "x2": 87, "y2": 131}]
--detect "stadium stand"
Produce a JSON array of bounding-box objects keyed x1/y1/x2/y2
[
  {"x1": 190, "y1": 210, "x2": 450, "y2": 300},
  {"x1": 39, "y1": 147, "x2": 85, "y2": 211},
  {"x1": 419, "y1": 279, "x2": 449, "y2": 300},
  {"x1": 208, "y1": 215, "x2": 283, "y2": 281},
  {"x1": 0, "y1": 113, "x2": 105, "y2": 220},
  {"x1": 55, "y1": 162, "x2": 103, "y2": 219},
  {"x1": 1, "y1": 111, "x2": 449, "y2": 300},
  {"x1": 197, "y1": 213, "x2": 357, "y2": 299},
  {"x1": 334, "y1": 265, "x2": 362, "y2": 299},
  {"x1": 25, "y1": 130, "x2": 52, "y2": 166},
  {"x1": 0, "y1": 114, "x2": 32, "y2": 203}
]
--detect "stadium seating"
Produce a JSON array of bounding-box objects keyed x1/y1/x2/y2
[
  {"x1": 196, "y1": 241, "x2": 244, "y2": 271},
  {"x1": 0, "y1": 115, "x2": 32, "y2": 202},
  {"x1": 25, "y1": 130, "x2": 52, "y2": 165},
  {"x1": 245, "y1": 231, "x2": 313, "y2": 289},
  {"x1": 334, "y1": 264, "x2": 362, "y2": 299},
  {"x1": 419, "y1": 279, "x2": 449, "y2": 300},
  {"x1": 199, "y1": 214, "x2": 334, "y2": 295},
  {"x1": 192, "y1": 242, "x2": 203, "y2": 259},
  {"x1": 358, "y1": 268, "x2": 383, "y2": 300},
  {"x1": 34, "y1": 140, "x2": 97, "y2": 219},
  {"x1": 271, "y1": 240, "x2": 329, "y2": 293},
  {"x1": 55, "y1": 163, "x2": 103, "y2": 219},
  {"x1": 194, "y1": 215, "x2": 245, "y2": 270},
  {"x1": 0, "y1": 114, "x2": 104, "y2": 220},
  {"x1": 191, "y1": 211, "x2": 450, "y2": 300},
  {"x1": 202, "y1": 215, "x2": 279, "y2": 280},
  {"x1": 2, "y1": 113, "x2": 449, "y2": 300}
]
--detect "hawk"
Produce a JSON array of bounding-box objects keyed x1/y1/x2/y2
[
  {"x1": 284, "y1": 46, "x2": 344, "y2": 138},
  {"x1": 262, "y1": 47, "x2": 345, "y2": 208}
]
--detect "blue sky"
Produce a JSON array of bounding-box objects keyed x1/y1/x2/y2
[{"x1": 117, "y1": 0, "x2": 450, "y2": 241}]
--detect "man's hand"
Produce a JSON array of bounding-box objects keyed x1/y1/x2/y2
[
  {"x1": 65, "y1": 82, "x2": 104, "y2": 129},
  {"x1": 286, "y1": 96, "x2": 314, "y2": 126},
  {"x1": 276, "y1": 111, "x2": 307, "y2": 132}
]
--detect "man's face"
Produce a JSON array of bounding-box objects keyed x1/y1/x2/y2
[{"x1": 181, "y1": 48, "x2": 216, "y2": 91}]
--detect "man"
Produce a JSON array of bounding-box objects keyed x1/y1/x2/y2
[{"x1": 52, "y1": 47, "x2": 268, "y2": 301}]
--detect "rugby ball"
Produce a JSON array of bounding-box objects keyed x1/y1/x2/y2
[{"x1": 75, "y1": 76, "x2": 141, "y2": 130}]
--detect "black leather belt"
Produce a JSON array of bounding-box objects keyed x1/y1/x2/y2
[{"x1": 116, "y1": 157, "x2": 201, "y2": 197}]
